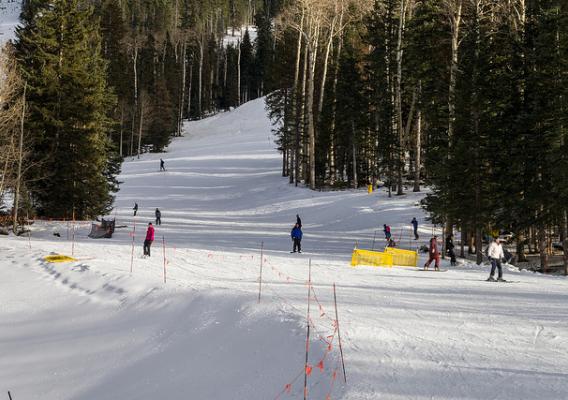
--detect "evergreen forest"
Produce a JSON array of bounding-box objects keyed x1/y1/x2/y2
[{"x1": 0, "y1": 0, "x2": 567, "y2": 270}]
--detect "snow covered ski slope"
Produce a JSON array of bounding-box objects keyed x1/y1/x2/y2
[{"x1": 1, "y1": 98, "x2": 568, "y2": 400}]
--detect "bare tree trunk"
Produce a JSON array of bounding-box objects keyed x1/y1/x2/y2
[
  {"x1": 413, "y1": 85, "x2": 422, "y2": 192},
  {"x1": 306, "y1": 43, "x2": 318, "y2": 190},
  {"x1": 475, "y1": 225, "x2": 483, "y2": 265},
  {"x1": 130, "y1": 44, "x2": 139, "y2": 157},
  {"x1": 133, "y1": 46, "x2": 138, "y2": 107},
  {"x1": 351, "y1": 124, "x2": 358, "y2": 189},
  {"x1": 395, "y1": 0, "x2": 407, "y2": 196},
  {"x1": 447, "y1": 0, "x2": 462, "y2": 151},
  {"x1": 197, "y1": 37, "x2": 204, "y2": 118},
  {"x1": 299, "y1": 38, "x2": 309, "y2": 184},
  {"x1": 460, "y1": 225, "x2": 465, "y2": 258},
  {"x1": 538, "y1": 223, "x2": 548, "y2": 272},
  {"x1": 118, "y1": 105, "x2": 124, "y2": 157},
  {"x1": 329, "y1": 24, "x2": 344, "y2": 185},
  {"x1": 318, "y1": 17, "x2": 336, "y2": 119},
  {"x1": 223, "y1": 49, "x2": 228, "y2": 93},
  {"x1": 292, "y1": 14, "x2": 304, "y2": 186},
  {"x1": 178, "y1": 40, "x2": 187, "y2": 137},
  {"x1": 187, "y1": 58, "x2": 193, "y2": 119},
  {"x1": 137, "y1": 100, "x2": 145, "y2": 159},
  {"x1": 237, "y1": 37, "x2": 242, "y2": 106},
  {"x1": 13, "y1": 82, "x2": 26, "y2": 234}
]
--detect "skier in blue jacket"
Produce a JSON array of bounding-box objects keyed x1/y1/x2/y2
[{"x1": 291, "y1": 223, "x2": 303, "y2": 253}]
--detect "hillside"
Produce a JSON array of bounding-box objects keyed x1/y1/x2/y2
[{"x1": 1, "y1": 98, "x2": 567, "y2": 400}]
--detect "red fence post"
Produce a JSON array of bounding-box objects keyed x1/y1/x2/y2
[
  {"x1": 130, "y1": 217, "x2": 136, "y2": 274},
  {"x1": 333, "y1": 283, "x2": 347, "y2": 384},
  {"x1": 162, "y1": 236, "x2": 167, "y2": 284}
]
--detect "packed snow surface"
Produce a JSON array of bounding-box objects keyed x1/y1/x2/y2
[{"x1": 2, "y1": 97, "x2": 568, "y2": 400}]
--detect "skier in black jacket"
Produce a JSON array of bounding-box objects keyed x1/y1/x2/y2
[{"x1": 446, "y1": 234, "x2": 457, "y2": 266}]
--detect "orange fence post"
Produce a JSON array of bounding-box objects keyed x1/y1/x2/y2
[
  {"x1": 303, "y1": 259, "x2": 312, "y2": 400},
  {"x1": 258, "y1": 241, "x2": 264, "y2": 303}
]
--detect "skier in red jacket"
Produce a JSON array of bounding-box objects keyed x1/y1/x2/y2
[
  {"x1": 144, "y1": 222, "x2": 155, "y2": 257},
  {"x1": 424, "y1": 235, "x2": 440, "y2": 271}
]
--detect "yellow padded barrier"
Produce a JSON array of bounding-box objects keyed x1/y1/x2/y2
[
  {"x1": 384, "y1": 248, "x2": 419, "y2": 267},
  {"x1": 351, "y1": 249, "x2": 393, "y2": 268},
  {"x1": 44, "y1": 255, "x2": 77, "y2": 263}
]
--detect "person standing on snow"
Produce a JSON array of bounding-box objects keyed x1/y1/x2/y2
[
  {"x1": 411, "y1": 217, "x2": 419, "y2": 240},
  {"x1": 144, "y1": 222, "x2": 155, "y2": 257},
  {"x1": 133, "y1": 202, "x2": 138, "y2": 216},
  {"x1": 160, "y1": 158, "x2": 166, "y2": 171},
  {"x1": 155, "y1": 208, "x2": 161, "y2": 225},
  {"x1": 487, "y1": 237, "x2": 505, "y2": 281},
  {"x1": 291, "y1": 223, "x2": 303, "y2": 253},
  {"x1": 383, "y1": 224, "x2": 392, "y2": 240},
  {"x1": 424, "y1": 235, "x2": 440, "y2": 271},
  {"x1": 446, "y1": 234, "x2": 457, "y2": 266}
]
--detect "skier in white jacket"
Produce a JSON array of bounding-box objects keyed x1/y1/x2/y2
[{"x1": 487, "y1": 238, "x2": 505, "y2": 281}]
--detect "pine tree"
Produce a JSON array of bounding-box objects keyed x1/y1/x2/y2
[{"x1": 15, "y1": 0, "x2": 118, "y2": 219}]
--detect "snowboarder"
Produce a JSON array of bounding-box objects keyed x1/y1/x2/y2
[
  {"x1": 291, "y1": 223, "x2": 302, "y2": 253},
  {"x1": 487, "y1": 237, "x2": 505, "y2": 281},
  {"x1": 160, "y1": 158, "x2": 166, "y2": 171},
  {"x1": 383, "y1": 224, "x2": 392, "y2": 240},
  {"x1": 424, "y1": 235, "x2": 440, "y2": 271},
  {"x1": 155, "y1": 208, "x2": 161, "y2": 225},
  {"x1": 446, "y1": 234, "x2": 457, "y2": 266},
  {"x1": 133, "y1": 202, "x2": 138, "y2": 216},
  {"x1": 144, "y1": 222, "x2": 155, "y2": 257},
  {"x1": 296, "y1": 214, "x2": 302, "y2": 228},
  {"x1": 411, "y1": 217, "x2": 419, "y2": 240}
]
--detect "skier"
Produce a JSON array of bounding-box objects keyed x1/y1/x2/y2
[
  {"x1": 155, "y1": 208, "x2": 161, "y2": 225},
  {"x1": 411, "y1": 217, "x2": 419, "y2": 240},
  {"x1": 296, "y1": 214, "x2": 302, "y2": 228},
  {"x1": 487, "y1": 237, "x2": 505, "y2": 281},
  {"x1": 446, "y1": 234, "x2": 457, "y2": 266},
  {"x1": 424, "y1": 235, "x2": 440, "y2": 271},
  {"x1": 383, "y1": 224, "x2": 392, "y2": 240},
  {"x1": 133, "y1": 202, "x2": 138, "y2": 216},
  {"x1": 291, "y1": 223, "x2": 302, "y2": 253},
  {"x1": 160, "y1": 158, "x2": 166, "y2": 171},
  {"x1": 144, "y1": 222, "x2": 155, "y2": 257}
]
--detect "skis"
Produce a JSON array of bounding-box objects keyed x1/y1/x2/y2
[{"x1": 419, "y1": 268, "x2": 448, "y2": 272}]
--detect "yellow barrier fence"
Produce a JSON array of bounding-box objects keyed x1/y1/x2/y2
[
  {"x1": 384, "y1": 248, "x2": 419, "y2": 267},
  {"x1": 351, "y1": 249, "x2": 393, "y2": 268},
  {"x1": 44, "y1": 255, "x2": 77, "y2": 263}
]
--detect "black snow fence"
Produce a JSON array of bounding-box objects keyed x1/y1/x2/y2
[{"x1": 88, "y1": 218, "x2": 116, "y2": 239}]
